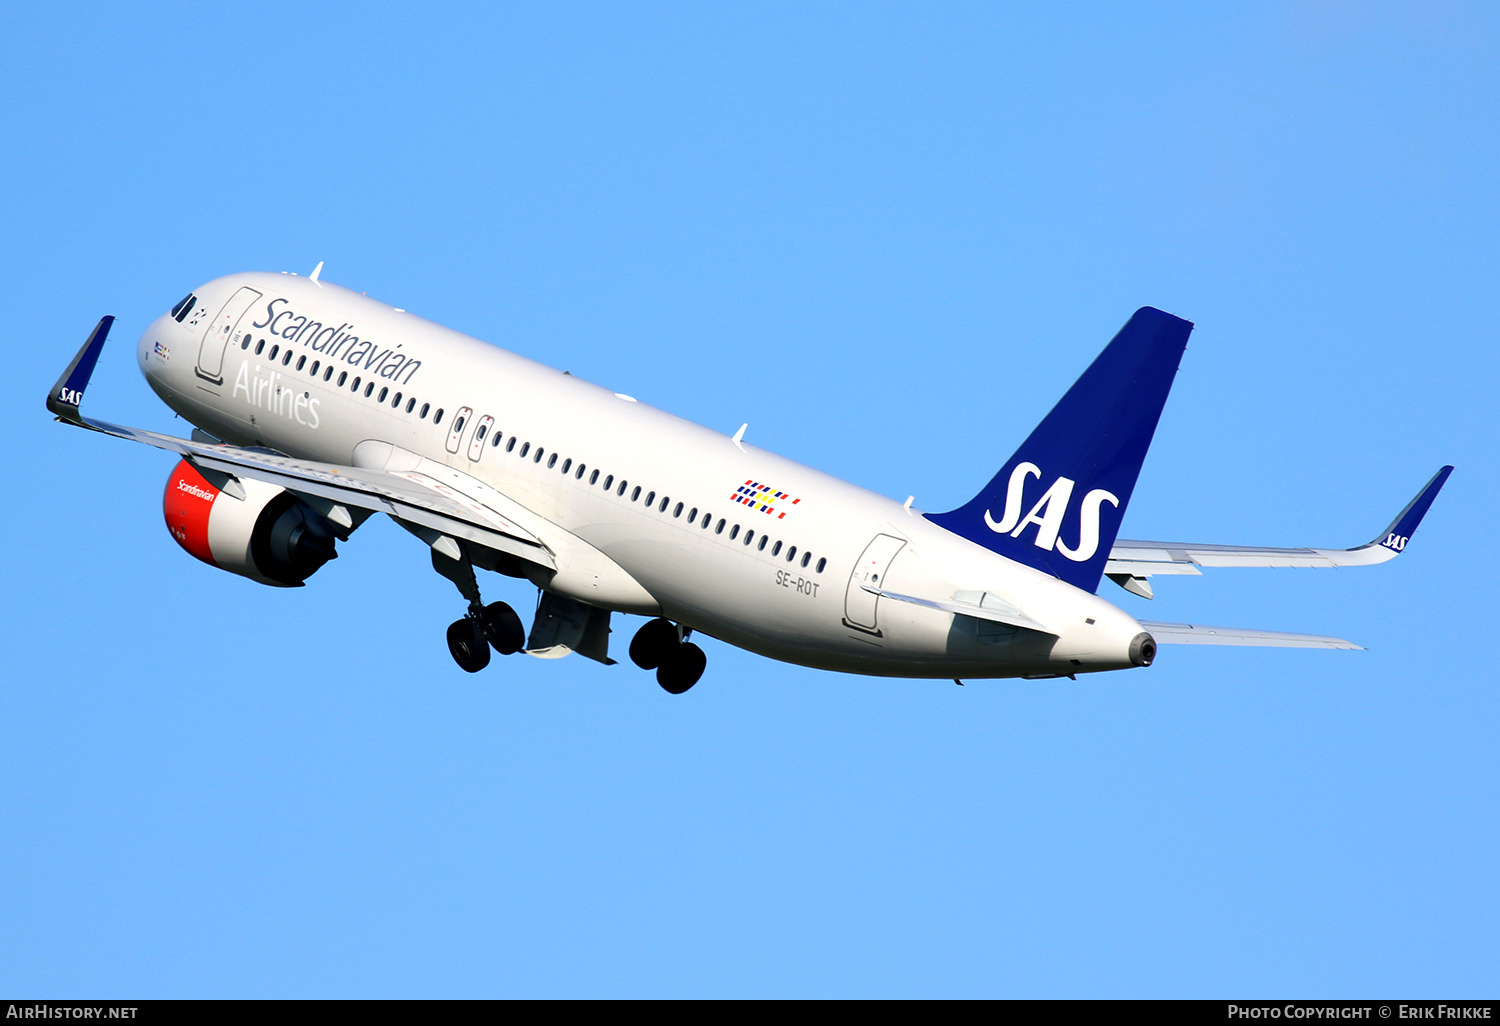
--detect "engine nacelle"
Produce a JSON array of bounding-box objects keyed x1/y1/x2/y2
[{"x1": 163, "y1": 460, "x2": 340, "y2": 587}]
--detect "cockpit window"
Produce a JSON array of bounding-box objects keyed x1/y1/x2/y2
[{"x1": 170, "y1": 294, "x2": 196, "y2": 321}]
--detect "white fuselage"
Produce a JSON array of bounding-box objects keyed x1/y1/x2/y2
[{"x1": 139, "y1": 272, "x2": 1148, "y2": 678}]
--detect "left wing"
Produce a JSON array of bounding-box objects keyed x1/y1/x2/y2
[
  {"x1": 48, "y1": 316, "x2": 557, "y2": 569},
  {"x1": 1104, "y1": 466, "x2": 1452, "y2": 598}
]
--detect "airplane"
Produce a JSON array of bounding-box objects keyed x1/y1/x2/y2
[{"x1": 47, "y1": 267, "x2": 1452, "y2": 693}]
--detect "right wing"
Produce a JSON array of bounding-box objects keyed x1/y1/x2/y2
[
  {"x1": 1104, "y1": 465, "x2": 1452, "y2": 598},
  {"x1": 48, "y1": 316, "x2": 557, "y2": 569}
]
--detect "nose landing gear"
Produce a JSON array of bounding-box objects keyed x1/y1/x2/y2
[
  {"x1": 630, "y1": 617, "x2": 706, "y2": 693},
  {"x1": 432, "y1": 544, "x2": 526, "y2": 673}
]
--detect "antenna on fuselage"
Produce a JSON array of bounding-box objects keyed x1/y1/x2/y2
[{"x1": 309, "y1": 261, "x2": 324, "y2": 286}]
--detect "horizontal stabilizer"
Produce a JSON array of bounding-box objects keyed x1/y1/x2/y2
[{"x1": 1140, "y1": 621, "x2": 1361, "y2": 649}]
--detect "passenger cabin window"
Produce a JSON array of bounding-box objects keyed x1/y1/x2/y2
[
  {"x1": 242, "y1": 336, "x2": 251, "y2": 350},
  {"x1": 283, "y1": 350, "x2": 294, "y2": 366},
  {"x1": 786, "y1": 545, "x2": 796, "y2": 562},
  {"x1": 310, "y1": 360, "x2": 320, "y2": 375},
  {"x1": 644, "y1": 491, "x2": 654, "y2": 506},
  {"x1": 468, "y1": 414, "x2": 494, "y2": 462},
  {"x1": 771, "y1": 541, "x2": 782, "y2": 556},
  {"x1": 296, "y1": 356, "x2": 306, "y2": 371},
  {"x1": 419, "y1": 402, "x2": 429, "y2": 418},
  {"x1": 434, "y1": 409, "x2": 444, "y2": 424},
  {"x1": 548, "y1": 453, "x2": 558, "y2": 469},
  {"x1": 576, "y1": 464, "x2": 586, "y2": 480},
  {"x1": 324, "y1": 367, "x2": 334, "y2": 382},
  {"x1": 392, "y1": 392, "x2": 402, "y2": 408},
  {"x1": 816, "y1": 557, "x2": 826, "y2": 573},
  {"x1": 744, "y1": 530, "x2": 754, "y2": 546},
  {"x1": 561, "y1": 459, "x2": 571, "y2": 475},
  {"x1": 716, "y1": 519, "x2": 725, "y2": 534},
  {"x1": 256, "y1": 339, "x2": 266, "y2": 356},
  {"x1": 269, "y1": 345, "x2": 280, "y2": 361},
  {"x1": 590, "y1": 470, "x2": 600, "y2": 485},
  {"x1": 445, "y1": 407, "x2": 471, "y2": 455},
  {"x1": 378, "y1": 387, "x2": 388, "y2": 403},
  {"x1": 406, "y1": 398, "x2": 416, "y2": 413},
  {"x1": 688, "y1": 507, "x2": 698, "y2": 522},
  {"x1": 617, "y1": 480, "x2": 628, "y2": 496},
  {"x1": 701, "y1": 514, "x2": 711, "y2": 529},
  {"x1": 534, "y1": 448, "x2": 544, "y2": 463},
  {"x1": 351, "y1": 376, "x2": 361, "y2": 391},
  {"x1": 631, "y1": 486, "x2": 641, "y2": 502},
  {"x1": 338, "y1": 371, "x2": 347, "y2": 386},
  {"x1": 492, "y1": 431, "x2": 503, "y2": 447},
  {"x1": 519, "y1": 442, "x2": 530, "y2": 458},
  {"x1": 801, "y1": 552, "x2": 812, "y2": 568},
  {"x1": 674, "y1": 502, "x2": 683, "y2": 518},
  {"x1": 758, "y1": 537, "x2": 769, "y2": 551},
  {"x1": 364, "y1": 381, "x2": 374, "y2": 396},
  {"x1": 729, "y1": 525, "x2": 739, "y2": 540},
  {"x1": 659, "y1": 496, "x2": 669, "y2": 513},
  {"x1": 507, "y1": 437, "x2": 518, "y2": 452}
]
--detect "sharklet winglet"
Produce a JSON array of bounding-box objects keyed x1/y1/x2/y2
[{"x1": 47, "y1": 316, "x2": 114, "y2": 424}]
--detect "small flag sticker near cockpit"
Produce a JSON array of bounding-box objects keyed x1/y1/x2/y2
[{"x1": 732, "y1": 480, "x2": 800, "y2": 518}]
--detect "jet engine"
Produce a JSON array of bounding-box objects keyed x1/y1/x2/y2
[{"x1": 163, "y1": 459, "x2": 342, "y2": 587}]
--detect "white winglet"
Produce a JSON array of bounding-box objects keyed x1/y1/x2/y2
[{"x1": 309, "y1": 260, "x2": 324, "y2": 285}]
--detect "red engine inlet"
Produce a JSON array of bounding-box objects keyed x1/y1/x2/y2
[
  {"x1": 161, "y1": 459, "x2": 340, "y2": 586},
  {"x1": 163, "y1": 460, "x2": 219, "y2": 566}
]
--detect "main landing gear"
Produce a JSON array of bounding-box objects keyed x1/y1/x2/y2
[
  {"x1": 432, "y1": 546, "x2": 526, "y2": 673},
  {"x1": 630, "y1": 618, "x2": 707, "y2": 694}
]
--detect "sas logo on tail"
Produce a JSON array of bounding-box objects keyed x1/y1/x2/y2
[{"x1": 984, "y1": 462, "x2": 1119, "y2": 563}]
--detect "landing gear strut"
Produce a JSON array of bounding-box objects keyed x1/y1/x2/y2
[
  {"x1": 630, "y1": 617, "x2": 706, "y2": 693},
  {"x1": 432, "y1": 545, "x2": 526, "y2": 672}
]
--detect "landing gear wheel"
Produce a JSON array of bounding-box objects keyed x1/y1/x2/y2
[
  {"x1": 630, "y1": 618, "x2": 679, "y2": 670},
  {"x1": 446, "y1": 617, "x2": 491, "y2": 672},
  {"x1": 481, "y1": 601, "x2": 526, "y2": 655},
  {"x1": 656, "y1": 641, "x2": 706, "y2": 694}
]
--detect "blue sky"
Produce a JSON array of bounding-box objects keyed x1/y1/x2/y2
[{"x1": 1, "y1": 2, "x2": 1495, "y2": 997}]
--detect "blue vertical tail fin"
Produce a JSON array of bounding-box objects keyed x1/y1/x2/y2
[{"x1": 926, "y1": 307, "x2": 1194, "y2": 592}]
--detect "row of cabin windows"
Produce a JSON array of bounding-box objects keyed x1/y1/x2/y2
[
  {"x1": 457, "y1": 416, "x2": 828, "y2": 574},
  {"x1": 232, "y1": 331, "x2": 829, "y2": 576},
  {"x1": 241, "y1": 334, "x2": 446, "y2": 425}
]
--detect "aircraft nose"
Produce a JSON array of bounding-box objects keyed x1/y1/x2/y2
[{"x1": 137, "y1": 314, "x2": 178, "y2": 378}]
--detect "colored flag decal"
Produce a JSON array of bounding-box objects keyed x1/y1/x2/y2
[{"x1": 731, "y1": 480, "x2": 801, "y2": 519}]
